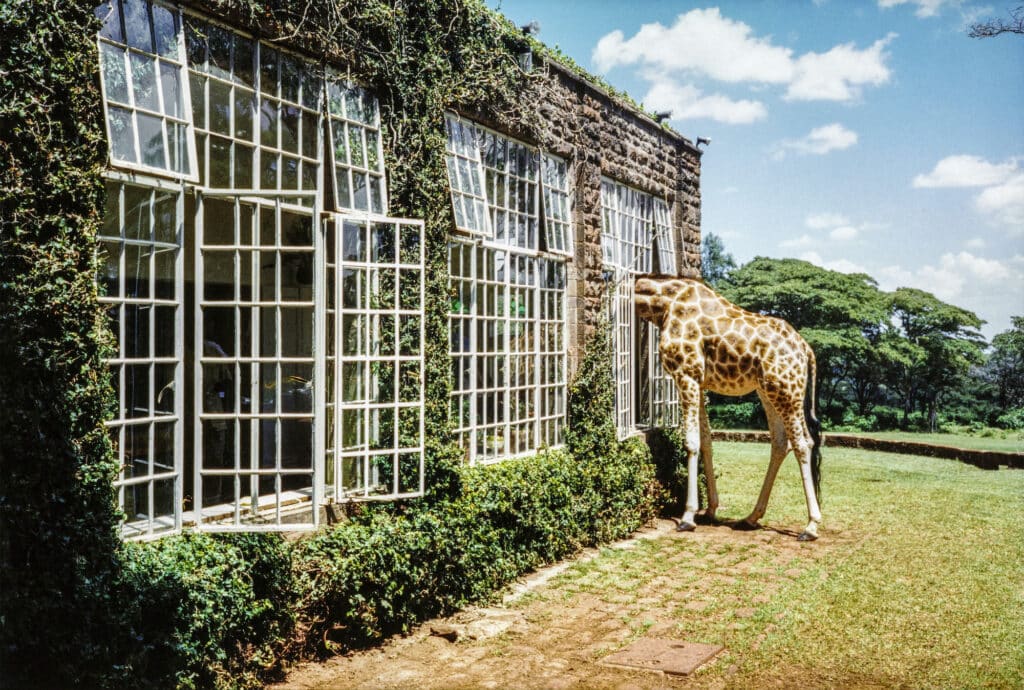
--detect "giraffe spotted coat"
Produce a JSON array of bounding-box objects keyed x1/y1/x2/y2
[{"x1": 634, "y1": 275, "x2": 823, "y2": 541}]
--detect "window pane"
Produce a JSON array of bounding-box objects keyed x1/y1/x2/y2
[
  {"x1": 130, "y1": 53, "x2": 159, "y2": 111},
  {"x1": 107, "y1": 106, "x2": 138, "y2": 163},
  {"x1": 122, "y1": 0, "x2": 153, "y2": 53},
  {"x1": 97, "y1": 0, "x2": 125, "y2": 43},
  {"x1": 151, "y1": 3, "x2": 179, "y2": 59},
  {"x1": 100, "y1": 43, "x2": 129, "y2": 104}
]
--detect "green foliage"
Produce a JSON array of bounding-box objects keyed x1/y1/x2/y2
[
  {"x1": 721, "y1": 257, "x2": 889, "y2": 332},
  {"x1": 115, "y1": 534, "x2": 296, "y2": 689},
  {"x1": 643, "y1": 427, "x2": 693, "y2": 515},
  {"x1": 995, "y1": 407, "x2": 1024, "y2": 430},
  {"x1": 0, "y1": 3, "x2": 125, "y2": 687},
  {"x1": 982, "y1": 317, "x2": 1024, "y2": 409},
  {"x1": 701, "y1": 231, "x2": 737, "y2": 288},
  {"x1": 705, "y1": 399, "x2": 764, "y2": 429},
  {"x1": 293, "y1": 442, "x2": 660, "y2": 656},
  {"x1": 565, "y1": 317, "x2": 617, "y2": 463}
]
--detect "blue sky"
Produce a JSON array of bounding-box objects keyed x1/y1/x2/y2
[{"x1": 491, "y1": 0, "x2": 1024, "y2": 340}]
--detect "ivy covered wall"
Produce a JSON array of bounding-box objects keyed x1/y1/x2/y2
[
  {"x1": 0, "y1": 2, "x2": 125, "y2": 685},
  {"x1": 0, "y1": 1, "x2": 698, "y2": 686}
]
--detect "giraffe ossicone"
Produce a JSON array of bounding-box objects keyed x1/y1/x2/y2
[{"x1": 634, "y1": 275, "x2": 823, "y2": 541}]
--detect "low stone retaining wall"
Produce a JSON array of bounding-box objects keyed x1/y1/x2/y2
[{"x1": 711, "y1": 431, "x2": 1024, "y2": 471}]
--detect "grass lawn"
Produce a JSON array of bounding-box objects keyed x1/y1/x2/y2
[
  {"x1": 533, "y1": 443, "x2": 1024, "y2": 688},
  {"x1": 843, "y1": 430, "x2": 1023, "y2": 454}
]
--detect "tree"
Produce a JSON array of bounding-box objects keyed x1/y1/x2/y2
[
  {"x1": 720, "y1": 258, "x2": 890, "y2": 422},
  {"x1": 968, "y1": 5, "x2": 1024, "y2": 37},
  {"x1": 984, "y1": 316, "x2": 1024, "y2": 409},
  {"x1": 888, "y1": 288, "x2": 987, "y2": 430},
  {"x1": 700, "y1": 232, "x2": 736, "y2": 287}
]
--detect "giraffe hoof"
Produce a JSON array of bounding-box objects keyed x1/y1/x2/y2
[
  {"x1": 676, "y1": 521, "x2": 697, "y2": 532},
  {"x1": 797, "y1": 531, "x2": 818, "y2": 542}
]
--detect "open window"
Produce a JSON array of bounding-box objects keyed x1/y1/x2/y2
[
  {"x1": 192, "y1": 191, "x2": 319, "y2": 530},
  {"x1": 98, "y1": 179, "x2": 184, "y2": 538},
  {"x1": 96, "y1": 3, "x2": 426, "y2": 538},
  {"x1": 600, "y1": 179, "x2": 681, "y2": 438},
  {"x1": 444, "y1": 114, "x2": 491, "y2": 236},
  {"x1": 96, "y1": 0, "x2": 198, "y2": 180},
  {"x1": 325, "y1": 216, "x2": 426, "y2": 498}
]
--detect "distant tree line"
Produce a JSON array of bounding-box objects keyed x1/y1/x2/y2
[{"x1": 700, "y1": 233, "x2": 1024, "y2": 433}]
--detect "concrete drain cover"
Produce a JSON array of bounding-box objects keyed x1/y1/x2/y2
[{"x1": 600, "y1": 638, "x2": 723, "y2": 676}]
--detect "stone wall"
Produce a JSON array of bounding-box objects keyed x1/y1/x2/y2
[{"x1": 537, "y1": 58, "x2": 702, "y2": 364}]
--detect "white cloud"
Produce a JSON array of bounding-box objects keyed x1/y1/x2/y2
[
  {"x1": 975, "y1": 173, "x2": 1024, "y2": 231},
  {"x1": 877, "y1": 251, "x2": 1021, "y2": 337},
  {"x1": 592, "y1": 8, "x2": 895, "y2": 116},
  {"x1": 772, "y1": 123, "x2": 858, "y2": 159},
  {"x1": 878, "y1": 0, "x2": 963, "y2": 18},
  {"x1": 786, "y1": 34, "x2": 897, "y2": 102},
  {"x1": 781, "y1": 234, "x2": 816, "y2": 249},
  {"x1": 913, "y1": 156, "x2": 1024, "y2": 232},
  {"x1": 830, "y1": 226, "x2": 859, "y2": 241},
  {"x1": 592, "y1": 9, "x2": 794, "y2": 83},
  {"x1": 912, "y1": 154, "x2": 1018, "y2": 188},
  {"x1": 798, "y1": 251, "x2": 869, "y2": 274},
  {"x1": 643, "y1": 79, "x2": 767, "y2": 124},
  {"x1": 965, "y1": 237, "x2": 987, "y2": 250},
  {"x1": 806, "y1": 212, "x2": 850, "y2": 229}
]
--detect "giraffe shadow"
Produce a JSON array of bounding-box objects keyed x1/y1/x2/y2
[{"x1": 692, "y1": 515, "x2": 802, "y2": 539}]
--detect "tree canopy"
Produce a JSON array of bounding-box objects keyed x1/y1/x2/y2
[
  {"x1": 700, "y1": 232, "x2": 736, "y2": 288},
  {"x1": 701, "y1": 249, "x2": 1015, "y2": 433}
]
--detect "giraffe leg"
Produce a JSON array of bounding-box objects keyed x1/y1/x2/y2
[
  {"x1": 699, "y1": 394, "x2": 718, "y2": 520},
  {"x1": 783, "y1": 414, "x2": 823, "y2": 541},
  {"x1": 743, "y1": 392, "x2": 788, "y2": 528},
  {"x1": 674, "y1": 376, "x2": 702, "y2": 532}
]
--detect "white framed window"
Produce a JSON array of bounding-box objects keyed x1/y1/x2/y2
[
  {"x1": 610, "y1": 273, "x2": 634, "y2": 439},
  {"x1": 444, "y1": 119, "x2": 571, "y2": 464},
  {"x1": 480, "y1": 128, "x2": 538, "y2": 249},
  {"x1": 645, "y1": 327, "x2": 681, "y2": 428},
  {"x1": 326, "y1": 72, "x2": 388, "y2": 214},
  {"x1": 653, "y1": 199, "x2": 676, "y2": 274},
  {"x1": 193, "y1": 192, "x2": 319, "y2": 530},
  {"x1": 448, "y1": 243, "x2": 567, "y2": 463},
  {"x1": 96, "y1": 0, "x2": 198, "y2": 180},
  {"x1": 185, "y1": 15, "x2": 323, "y2": 207},
  {"x1": 97, "y1": 6, "x2": 423, "y2": 538},
  {"x1": 444, "y1": 114, "x2": 573, "y2": 256},
  {"x1": 541, "y1": 155, "x2": 573, "y2": 256},
  {"x1": 98, "y1": 178, "x2": 184, "y2": 538},
  {"x1": 601, "y1": 180, "x2": 681, "y2": 437},
  {"x1": 443, "y1": 114, "x2": 490, "y2": 236},
  {"x1": 324, "y1": 216, "x2": 425, "y2": 499}
]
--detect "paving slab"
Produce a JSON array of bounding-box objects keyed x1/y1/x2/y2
[{"x1": 599, "y1": 638, "x2": 723, "y2": 676}]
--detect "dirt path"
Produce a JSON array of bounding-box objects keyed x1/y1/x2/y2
[{"x1": 273, "y1": 518, "x2": 850, "y2": 689}]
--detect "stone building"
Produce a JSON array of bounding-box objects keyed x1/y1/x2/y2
[{"x1": 92, "y1": 0, "x2": 702, "y2": 538}]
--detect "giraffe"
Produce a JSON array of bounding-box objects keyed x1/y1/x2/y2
[{"x1": 634, "y1": 275, "x2": 823, "y2": 541}]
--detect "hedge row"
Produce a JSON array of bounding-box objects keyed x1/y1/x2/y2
[{"x1": 105, "y1": 438, "x2": 670, "y2": 690}]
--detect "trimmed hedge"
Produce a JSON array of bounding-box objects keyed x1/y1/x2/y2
[{"x1": 100, "y1": 438, "x2": 666, "y2": 689}]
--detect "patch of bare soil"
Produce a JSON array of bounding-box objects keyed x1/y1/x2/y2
[{"x1": 272, "y1": 519, "x2": 845, "y2": 690}]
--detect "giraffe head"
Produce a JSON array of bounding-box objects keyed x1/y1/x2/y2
[{"x1": 634, "y1": 274, "x2": 679, "y2": 326}]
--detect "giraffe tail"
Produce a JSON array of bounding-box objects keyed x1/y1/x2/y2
[{"x1": 804, "y1": 346, "x2": 822, "y2": 503}]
